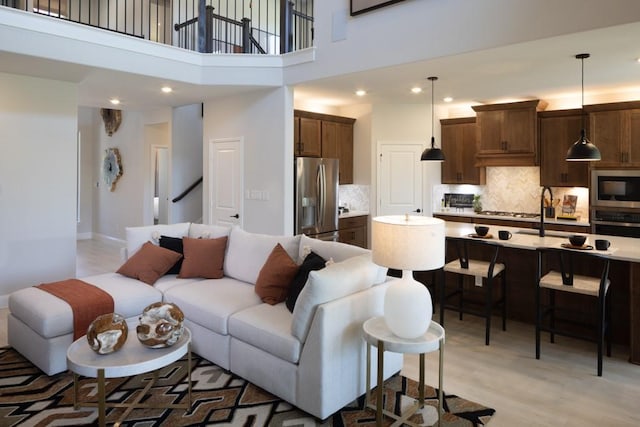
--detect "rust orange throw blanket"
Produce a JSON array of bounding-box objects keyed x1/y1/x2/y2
[{"x1": 37, "y1": 279, "x2": 114, "y2": 340}]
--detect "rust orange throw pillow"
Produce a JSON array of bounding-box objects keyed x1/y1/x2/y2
[
  {"x1": 117, "y1": 242, "x2": 183, "y2": 285},
  {"x1": 255, "y1": 243, "x2": 299, "y2": 305},
  {"x1": 178, "y1": 236, "x2": 228, "y2": 279}
]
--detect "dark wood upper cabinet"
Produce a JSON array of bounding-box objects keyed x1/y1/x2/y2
[
  {"x1": 586, "y1": 101, "x2": 640, "y2": 168},
  {"x1": 538, "y1": 109, "x2": 589, "y2": 187},
  {"x1": 472, "y1": 100, "x2": 545, "y2": 167},
  {"x1": 440, "y1": 117, "x2": 485, "y2": 185},
  {"x1": 294, "y1": 110, "x2": 355, "y2": 184}
]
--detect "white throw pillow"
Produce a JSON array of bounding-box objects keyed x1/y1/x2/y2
[
  {"x1": 188, "y1": 223, "x2": 231, "y2": 239},
  {"x1": 224, "y1": 226, "x2": 301, "y2": 285},
  {"x1": 125, "y1": 223, "x2": 191, "y2": 258},
  {"x1": 291, "y1": 253, "x2": 378, "y2": 343}
]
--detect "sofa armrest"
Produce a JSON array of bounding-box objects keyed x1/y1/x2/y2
[{"x1": 296, "y1": 280, "x2": 403, "y2": 419}]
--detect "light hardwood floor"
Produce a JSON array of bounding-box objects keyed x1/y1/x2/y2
[{"x1": 1, "y1": 238, "x2": 639, "y2": 426}]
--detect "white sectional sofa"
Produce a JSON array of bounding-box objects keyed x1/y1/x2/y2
[{"x1": 8, "y1": 223, "x2": 403, "y2": 420}]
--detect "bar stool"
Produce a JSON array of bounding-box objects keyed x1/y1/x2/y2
[
  {"x1": 535, "y1": 247, "x2": 612, "y2": 376},
  {"x1": 439, "y1": 237, "x2": 506, "y2": 345}
]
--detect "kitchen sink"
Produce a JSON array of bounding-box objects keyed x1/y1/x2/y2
[{"x1": 515, "y1": 229, "x2": 571, "y2": 238}]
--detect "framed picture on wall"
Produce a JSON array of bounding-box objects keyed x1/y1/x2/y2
[{"x1": 350, "y1": 0, "x2": 405, "y2": 16}]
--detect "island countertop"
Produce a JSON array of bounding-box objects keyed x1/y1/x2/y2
[
  {"x1": 444, "y1": 222, "x2": 640, "y2": 263},
  {"x1": 439, "y1": 219, "x2": 640, "y2": 365}
]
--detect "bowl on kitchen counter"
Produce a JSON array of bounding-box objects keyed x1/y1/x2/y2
[{"x1": 568, "y1": 234, "x2": 587, "y2": 247}]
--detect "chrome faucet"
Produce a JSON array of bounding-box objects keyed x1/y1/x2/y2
[{"x1": 540, "y1": 186, "x2": 553, "y2": 237}]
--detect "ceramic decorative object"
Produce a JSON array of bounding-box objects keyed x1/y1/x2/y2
[
  {"x1": 86, "y1": 313, "x2": 128, "y2": 355},
  {"x1": 136, "y1": 302, "x2": 184, "y2": 348}
]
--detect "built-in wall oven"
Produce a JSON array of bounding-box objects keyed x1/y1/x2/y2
[{"x1": 591, "y1": 169, "x2": 640, "y2": 237}]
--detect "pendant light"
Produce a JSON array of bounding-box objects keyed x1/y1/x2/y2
[
  {"x1": 566, "y1": 53, "x2": 601, "y2": 161},
  {"x1": 421, "y1": 76, "x2": 445, "y2": 161}
]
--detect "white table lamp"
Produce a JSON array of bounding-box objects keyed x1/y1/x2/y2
[{"x1": 372, "y1": 215, "x2": 445, "y2": 338}]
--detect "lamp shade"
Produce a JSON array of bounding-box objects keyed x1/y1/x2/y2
[
  {"x1": 372, "y1": 215, "x2": 445, "y2": 271},
  {"x1": 372, "y1": 215, "x2": 446, "y2": 338}
]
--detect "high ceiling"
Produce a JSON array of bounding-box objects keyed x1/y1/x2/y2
[
  {"x1": 292, "y1": 21, "x2": 640, "y2": 111},
  {"x1": 1, "y1": 17, "x2": 639, "y2": 111}
]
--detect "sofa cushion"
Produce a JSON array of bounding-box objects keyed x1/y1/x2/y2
[
  {"x1": 224, "y1": 227, "x2": 300, "y2": 285},
  {"x1": 229, "y1": 303, "x2": 301, "y2": 363},
  {"x1": 291, "y1": 254, "x2": 378, "y2": 343},
  {"x1": 178, "y1": 236, "x2": 227, "y2": 279},
  {"x1": 188, "y1": 223, "x2": 231, "y2": 239},
  {"x1": 125, "y1": 223, "x2": 190, "y2": 258},
  {"x1": 255, "y1": 244, "x2": 299, "y2": 305},
  {"x1": 116, "y1": 242, "x2": 183, "y2": 285},
  {"x1": 152, "y1": 275, "x2": 204, "y2": 294},
  {"x1": 286, "y1": 251, "x2": 326, "y2": 313},
  {"x1": 159, "y1": 235, "x2": 183, "y2": 275},
  {"x1": 298, "y1": 234, "x2": 367, "y2": 263},
  {"x1": 8, "y1": 273, "x2": 163, "y2": 339},
  {"x1": 163, "y1": 278, "x2": 261, "y2": 335}
]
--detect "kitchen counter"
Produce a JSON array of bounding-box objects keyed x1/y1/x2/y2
[
  {"x1": 338, "y1": 210, "x2": 368, "y2": 219},
  {"x1": 444, "y1": 222, "x2": 639, "y2": 262},
  {"x1": 439, "y1": 219, "x2": 640, "y2": 365},
  {"x1": 434, "y1": 209, "x2": 591, "y2": 227}
]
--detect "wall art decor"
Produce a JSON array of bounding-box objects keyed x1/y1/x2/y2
[
  {"x1": 103, "y1": 147, "x2": 123, "y2": 191},
  {"x1": 100, "y1": 108, "x2": 122, "y2": 136}
]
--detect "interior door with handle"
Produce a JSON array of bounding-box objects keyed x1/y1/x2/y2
[{"x1": 207, "y1": 138, "x2": 243, "y2": 228}]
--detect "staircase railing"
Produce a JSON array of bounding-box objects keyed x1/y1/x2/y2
[
  {"x1": 172, "y1": 176, "x2": 203, "y2": 203},
  {"x1": 4, "y1": 1, "x2": 313, "y2": 54}
]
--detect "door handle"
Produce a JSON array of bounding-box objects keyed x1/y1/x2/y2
[
  {"x1": 413, "y1": 209, "x2": 422, "y2": 213},
  {"x1": 230, "y1": 214, "x2": 239, "y2": 219}
]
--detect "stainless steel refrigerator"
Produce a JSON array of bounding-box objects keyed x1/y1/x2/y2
[{"x1": 295, "y1": 157, "x2": 339, "y2": 241}]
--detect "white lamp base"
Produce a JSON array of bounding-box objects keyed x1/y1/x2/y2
[{"x1": 384, "y1": 270, "x2": 432, "y2": 339}]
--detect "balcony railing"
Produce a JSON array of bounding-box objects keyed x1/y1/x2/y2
[{"x1": 3, "y1": 0, "x2": 313, "y2": 54}]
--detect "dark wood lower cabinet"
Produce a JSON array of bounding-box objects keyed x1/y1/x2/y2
[{"x1": 338, "y1": 215, "x2": 368, "y2": 248}]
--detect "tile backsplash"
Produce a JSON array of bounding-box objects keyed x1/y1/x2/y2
[
  {"x1": 339, "y1": 185, "x2": 370, "y2": 212},
  {"x1": 433, "y1": 166, "x2": 590, "y2": 218}
]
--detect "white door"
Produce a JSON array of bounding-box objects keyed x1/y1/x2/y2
[
  {"x1": 378, "y1": 143, "x2": 424, "y2": 216},
  {"x1": 207, "y1": 138, "x2": 243, "y2": 227}
]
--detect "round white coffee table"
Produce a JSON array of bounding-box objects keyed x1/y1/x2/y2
[
  {"x1": 363, "y1": 316, "x2": 445, "y2": 427},
  {"x1": 66, "y1": 321, "x2": 192, "y2": 427}
]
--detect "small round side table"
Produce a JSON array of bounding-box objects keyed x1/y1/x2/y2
[{"x1": 363, "y1": 316, "x2": 445, "y2": 426}]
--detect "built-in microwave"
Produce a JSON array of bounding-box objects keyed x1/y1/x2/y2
[{"x1": 591, "y1": 169, "x2": 640, "y2": 209}]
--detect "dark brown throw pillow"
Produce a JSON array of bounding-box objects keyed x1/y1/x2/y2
[
  {"x1": 159, "y1": 235, "x2": 184, "y2": 275},
  {"x1": 116, "y1": 241, "x2": 183, "y2": 285},
  {"x1": 286, "y1": 251, "x2": 326, "y2": 312},
  {"x1": 255, "y1": 243, "x2": 299, "y2": 305},
  {"x1": 178, "y1": 236, "x2": 228, "y2": 279}
]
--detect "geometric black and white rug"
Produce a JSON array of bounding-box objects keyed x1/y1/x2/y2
[{"x1": 0, "y1": 347, "x2": 494, "y2": 426}]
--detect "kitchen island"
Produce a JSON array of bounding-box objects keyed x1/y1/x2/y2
[{"x1": 439, "y1": 221, "x2": 640, "y2": 364}]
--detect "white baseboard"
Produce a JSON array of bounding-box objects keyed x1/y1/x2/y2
[{"x1": 92, "y1": 232, "x2": 126, "y2": 245}]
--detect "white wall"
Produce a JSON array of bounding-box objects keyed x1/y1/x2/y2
[
  {"x1": 203, "y1": 87, "x2": 293, "y2": 235},
  {"x1": 0, "y1": 72, "x2": 78, "y2": 302},
  {"x1": 171, "y1": 104, "x2": 203, "y2": 223},
  {"x1": 77, "y1": 107, "x2": 98, "y2": 238}
]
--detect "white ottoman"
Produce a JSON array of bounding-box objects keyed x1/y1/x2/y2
[{"x1": 8, "y1": 273, "x2": 165, "y2": 375}]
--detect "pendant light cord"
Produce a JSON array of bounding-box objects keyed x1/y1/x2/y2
[
  {"x1": 431, "y1": 78, "x2": 435, "y2": 147},
  {"x1": 576, "y1": 53, "x2": 590, "y2": 138}
]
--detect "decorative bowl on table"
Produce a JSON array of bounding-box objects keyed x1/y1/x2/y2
[
  {"x1": 87, "y1": 313, "x2": 128, "y2": 354},
  {"x1": 136, "y1": 302, "x2": 184, "y2": 348}
]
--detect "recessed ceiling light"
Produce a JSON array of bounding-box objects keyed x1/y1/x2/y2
[
  {"x1": 161, "y1": 86, "x2": 173, "y2": 93},
  {"x1": 636, "y1": 57, "x2": 640, "y2": 63},
  {"x1": 411, "y1": 87, "x2": 422, "y2": 94},
  {"x1": 443, "y1": 96, "x2": 453, "y2": 103},
  {"x1": 355, "y1": 90, "x2": 367, "y2": 96},
  {"x1": 110, "y1": 98, "x2": 120, "y2": 105}
]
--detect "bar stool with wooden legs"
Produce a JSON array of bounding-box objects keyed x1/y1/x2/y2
[
  {"x1": 535, "y1": 247, "x2": 612, "y2": 376},
  {"x1": 439, "y1": 237, "x2": 506, "y2": 345}
]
